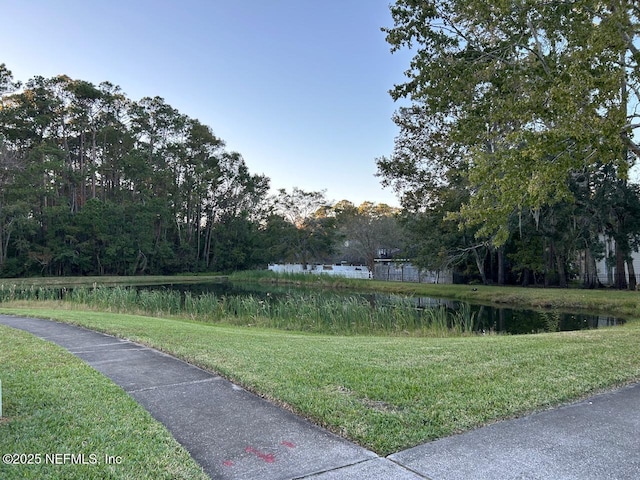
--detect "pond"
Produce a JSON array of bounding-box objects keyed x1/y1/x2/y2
[
  {"x1": 1, "y1": 280, "x2": 624, "y2": 335},
  {"x1": 138, "y1": 281, "x2": 624, "y2": 335}
]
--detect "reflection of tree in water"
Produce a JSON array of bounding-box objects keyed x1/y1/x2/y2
[{"x1": 541, "y1": 311, "x2": 561, "y2": 333}]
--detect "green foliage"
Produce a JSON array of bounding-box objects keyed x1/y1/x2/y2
[
  {"x1": 381, "y1": 0, "x2": 639, "y2": 219},
  {"x1": 331, "y1": 200, "x2": 402, "y2": 271},
  {"x1": 378, "y1": 1, "x2": 640, "y2": 287},
  {"x1": 270, "y1": 188, "x2": 339, "y2": 266},
  {"x1": 0, "y1": 68, "x2": 278, "y2": 277}
]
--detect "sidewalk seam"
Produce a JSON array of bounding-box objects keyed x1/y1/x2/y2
[
  {"x1": 127, "y1": 377, "x2": 218, "y2": 393},
  {"x1": 69, "y1": 343, "x2": 143, "y2": 353},
  {"x1": 385, "y1": 455, "x2": 434, "y2": 480},
  {"x1": 290, "y1": 457, "x2": 379, "y2": 479}
]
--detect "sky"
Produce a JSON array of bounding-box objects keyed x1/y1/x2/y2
[{"x1": 1, "y1": 0, "x2": 413, "y2": 207}]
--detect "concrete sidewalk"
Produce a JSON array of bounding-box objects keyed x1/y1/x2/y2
[{"x1": 1, "y1": 315, "x2": 639, "y2": 480}]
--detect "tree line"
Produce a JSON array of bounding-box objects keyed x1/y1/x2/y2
[
  {"x1": 4, "y1": 0, "x2": 640, "y2": 293},
  {"x1": 377, "y1": 0, "x2": 640, "y2": 289},
  {"x1": 0, "y1": 65, "x2": 399, "y2": 277}
]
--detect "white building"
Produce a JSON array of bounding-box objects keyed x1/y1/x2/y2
[{"x1": 593, "y1": 237, "x2": 640, "y2": 287}]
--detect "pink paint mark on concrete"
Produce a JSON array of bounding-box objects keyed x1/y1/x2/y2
[
  {"x1": 245, "y1": 446, "x2": 275, "y2": 463},
  {"x1": 281, "y1": 441, "x2": 296, "y2": 448},
  {"x1": 223, "y1": 460, "x2": 234, "y2": 467}
]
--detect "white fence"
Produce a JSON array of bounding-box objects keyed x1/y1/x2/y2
[
  {"x1": 267, "y1": 263, "x2": 453, "y2": 283},
  {"x1": 268, "y1": 264, "x2": 371, "y2": 279}
]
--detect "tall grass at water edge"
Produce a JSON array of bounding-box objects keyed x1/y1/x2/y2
[{"x1": 0, "y1": 285, "x2": 478, "y2": 336}]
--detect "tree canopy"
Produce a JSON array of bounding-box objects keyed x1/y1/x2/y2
[
  {"x1": 378, "y1": 0, "x2": 640, "y2": 244},
  {"x1": 0, "y1": 65, "x2": 402, "y2": 277},
  {"x1": 0, "y1": 66, "x2": 277, "y2": 275},
  {"x1": 376, "y1": 0, "x2": 640, "y2": 288}
]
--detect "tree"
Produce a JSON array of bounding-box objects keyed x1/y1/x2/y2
[
  {"x1": 592, "y1": 165, "x2": 640, "y2": 289},
  {"x1": 0, "y1": 66, "x2": 33, "y2": 274},
  {"x1": 200, "y1": 151, "x2": 270, "y2": 270},
  {"x1": 0, "y1": 135, "x2": 24, "y2": 271},
  {"x1": 93, "y1": 81, "x2": 133, "y2": 202},
  {"x1": 272, "y1": 188, "x2": 336, "y2": 268},
  {"x1": 334, "y1": 201, "x2": 402, "y2": 273},
  {"x1": 0, "y1": 67, "x2": 273, "y2": 276},
  {"x1": 379, "y1": 0, "x2": 640, "y2": 245},
  {"x1": 258, "y1": 214, "x2": 300, "y2": 265},
  {"x1": 395, "y1": 172, "x2": 493, "y2": 284},
  {"x1": 274, "y1": 187, "x2": 329, "y2": 227},
  {"x1": 0, "y1": 63, "x2": 21, "y2": 97}
]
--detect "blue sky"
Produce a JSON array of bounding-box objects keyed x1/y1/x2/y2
[{"x1": 2, "y1": 0, "x2": 412, "y2": 206}]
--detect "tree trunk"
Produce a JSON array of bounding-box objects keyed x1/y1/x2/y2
[
  {"x1": 497, "y1": 246, "x2": 505, "y2": 285},
  {"x1": 366, "y1": 253, "x2": 375, "y2": 277},
  {"x1": 0, "y1": 222, "x2": 5, "y2": 271},
  {"x1": 196, "y1": 203, "x2": 202, "y2": 265},
  {"x1": 79, "y1": 130, "x2": 86, "y2": 209},
  {"x1": 472, "y1": 246, "x2": 488, "y2": 285},
  {"x1": 91, "y1": 128, "x2": 97, "y2": 199},
  {"x1": 615, "y1": 241, "x2": 627, "y2": 289},
  {"x1": 203, "y1": 219, "x2": 213, "y2": 269},
  {"x1": 582, "y1": 248, "x2": 598, "y2": 288},
  {"x1": 627, "y1": 258, "x2": 637, "y2": 290},
  {"x1": 544, "y1": 241, "x2": 552, "y2": 287},
  {"x1": 555, "y1": 252, "x2": 568, "y2": 288},
  {"x1": 0, "y1": 203, "x2": 7, "y2": 270}
]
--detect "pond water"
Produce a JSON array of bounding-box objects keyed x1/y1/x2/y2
[{"x1": 141, "y1": 281, "x2": 624, "y2": 335}]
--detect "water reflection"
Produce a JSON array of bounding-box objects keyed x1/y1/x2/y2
[
  {"x1": 360, "y1": 293, "x2": 624, "y2": 334},
  {"x1": 470, "y1": 305, "x2": 622, "y2": 334},
  {"x1": 148, "y1": 282, "x2": 624, "y2": 335}
]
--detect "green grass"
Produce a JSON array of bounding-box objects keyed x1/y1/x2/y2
[
  {"x1": 2, "y1": 303, "x2": 639, "y2": 456},
  {"x1": 0, "y1": 325, "x2": 208, "y2": 480}
]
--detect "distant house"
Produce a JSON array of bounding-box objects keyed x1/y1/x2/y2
[{"x1": 592, "y1": 237, "x2": 640, "y2": 287}]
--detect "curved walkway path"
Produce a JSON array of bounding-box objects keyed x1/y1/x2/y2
[{"x1": 1, "y1": 315, "x2": 639, "y2": 480}]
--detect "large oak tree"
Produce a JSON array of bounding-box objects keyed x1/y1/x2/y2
[{"x1": 378, "y1": 0, "x2": 640, "y2": 243}]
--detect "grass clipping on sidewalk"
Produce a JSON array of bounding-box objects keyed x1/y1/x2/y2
[
  {"x1": 2, "y1": 304, "x2": 640, "y2": 456},
  {"x1": 0, "y1": 324, "x2": 208, "y2": 480}
]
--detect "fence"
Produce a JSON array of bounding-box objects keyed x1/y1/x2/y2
[
  {"x1": 267, "y1": 263, "x2": 453, "y2": 284},
  {"x1": 581, "y1": 272, "x2": 640, "y2": 288},
  {"x1": 267, "y1": 264, "x2": 371, "y2": 279},
  {"x1": 373, "y1": 263, "x2": 453, "y2": 284}
]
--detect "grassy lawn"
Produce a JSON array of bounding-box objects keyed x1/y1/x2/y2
[
  {"x1": 2, "y1": 300, "x2": 639, "y2": 456},
  {"x1": 0, "y1": 324, "x2": 208, "y2": 480}
]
